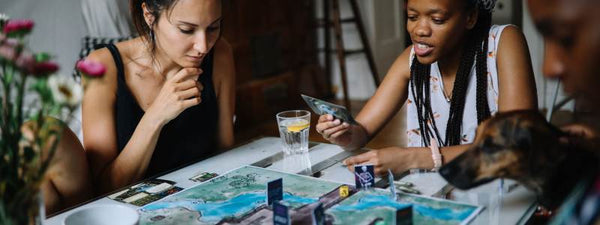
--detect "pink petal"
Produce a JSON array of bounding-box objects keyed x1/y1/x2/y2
[{"x1": 76, "y1": 59, "x2": 106, "y2": 77}]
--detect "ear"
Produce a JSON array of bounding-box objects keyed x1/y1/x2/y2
[
  {"x1": 142, "y1": 2, "x2": 156, "y2": 28},
  {"x1": 465, "y1": 8, "x2": 478, "y2": 30},
  {"x1": 513, "y1": 121, "x2": 533, "y2": 150},
  {"x1": 500, "y1": 118, "x2": 532, "y2": 149}
]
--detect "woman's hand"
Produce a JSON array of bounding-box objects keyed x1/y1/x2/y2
[
  {"x1": 343, "y1": 147, "x2": 430, "y2": 176},
  {"x1": 146, "y1": 67, "x2": 203, "y2": 126},
  {"x1": 561, "y1": 124, "x2": 600, "y2": 152},
  {"x1": 315, "y1": 114, "x2": 352, "y2": 147}
]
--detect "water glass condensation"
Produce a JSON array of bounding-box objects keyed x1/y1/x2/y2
[{"x1": 276, "y1": 110, "x2": 310, "y2": 155}]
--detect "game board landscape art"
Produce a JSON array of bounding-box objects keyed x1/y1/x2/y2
[
  {"x1": 139, "y1": 166, "x2": 340, "y2": 224},
  {"x1": 138, "y1": 166, "x2": 482, "y2": 225}
]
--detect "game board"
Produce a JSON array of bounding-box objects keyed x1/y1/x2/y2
[
  {"x1": 138, "y1": 166, "x2": 482, "y2": 225},
  {"x1": 138, "y1": 166, "x2": 340, "y2": 224}
]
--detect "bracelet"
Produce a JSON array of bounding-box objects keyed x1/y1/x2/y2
[{"x1": 429, "y1": 137, "x2": 442, "y2": 171}]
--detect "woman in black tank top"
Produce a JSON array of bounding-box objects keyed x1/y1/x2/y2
[
  {"x1": 40, "y1": 0, "x2": 235, "y2": 214},
  {"x1": 80, "y1": 0, "x2": 235, "y2": 193}
]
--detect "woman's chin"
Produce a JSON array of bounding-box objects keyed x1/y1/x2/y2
[{"x1": 415, "y1": 55, "x2": 436, "y2": 65}]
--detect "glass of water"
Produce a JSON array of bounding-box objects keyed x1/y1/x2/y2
[{"x1": 276, "y1": 110, "x2": 311, "y2": 155}]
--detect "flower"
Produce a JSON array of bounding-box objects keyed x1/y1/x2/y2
[
  {"x1": 48, "y1": 75, "x2": 83, "y2": 107},
  {"x1": 3, "y1": 19, "x2": 34, "y2": 35},
  {"x1": 0, "y1": 38, "x2": 21, "y2": 61},
  {"x1": 32, "y1": 61, "x2": 59, "y2": 76},
  {"x1": 76, "y1": 59, "x2": 106, "y2": 77},
  {"x1": 0, "y1": 13, "x2": 9, "y2": 30},
  {"x1": 0, "y1": 15, "x2": 79, "y2": 224},
  {"x1": 0, "y1": 13, "x2": 9, "y2": 23},
  {"x1": 0, "y1": 42, "x2": 17, "y2": 60},
  {"x1": 14, "y1": 51, "x2": 34, "y2": 72}
]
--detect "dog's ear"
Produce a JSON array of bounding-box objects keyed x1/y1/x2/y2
[{"x1": 500, "y1": 117, "x2": 533, "y2": 150}]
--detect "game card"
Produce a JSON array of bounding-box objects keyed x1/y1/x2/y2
[
  {"x1": 108, "y1": 179, "x2": 183, "y2": 206},
  {"x1": 301, "y1": 94, "x2": 357, "y2": 124},
  {"x1": 189, "y1": 171, "x2": 219, "y2": 182}
]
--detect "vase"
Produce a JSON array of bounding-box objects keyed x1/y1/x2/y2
[{"x1": 0, "y1": 191, "x2": 45, "y2": 225}]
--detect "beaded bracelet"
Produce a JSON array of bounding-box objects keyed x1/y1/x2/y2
[{"x1": 429, "y1": 138, "x2": 443, "y2": 171}]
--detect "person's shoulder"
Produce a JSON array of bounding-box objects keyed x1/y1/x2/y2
[
  {"x1": 494, "y1": 24, "x2": 526, "y2": 46},
  {"x1": 212, "y1": 38, "x2": 235, "y2": 80},
  {"x1": 213, "y1": 38, "x2": 235, "y2": 87},
  {"x1": 392, "y1": 45, "x2": 414, "y2": 80},
  {"x1": 84, "y1": 47, "x2": 118, "y2": 87},
  {"x1": 213, "y1": 38, "x2": 233, "y2": 62}
]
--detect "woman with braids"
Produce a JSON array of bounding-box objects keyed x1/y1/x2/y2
[
  {"x1": 39, "y1": 0, "x2": 235, "y2": 213},
  {"x1": 316, "y1": 0, "x2": 537, "y2": 176}
]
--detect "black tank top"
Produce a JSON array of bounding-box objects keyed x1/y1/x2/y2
[{"x1": 105, "y1": 44, "x2": 218, "y2": 178}]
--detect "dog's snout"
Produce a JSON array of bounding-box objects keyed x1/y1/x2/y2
[{"x1": 439, "y1": 152, "x2": 484, "y2": 190}]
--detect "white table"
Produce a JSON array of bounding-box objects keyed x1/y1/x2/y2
[{"x1": 45, "y1": 137, "x2": 537, "y2": 225}]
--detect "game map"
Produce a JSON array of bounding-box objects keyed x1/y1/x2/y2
[{"x1": 138, "y1": 166, "x2": 482, "y2": 225}]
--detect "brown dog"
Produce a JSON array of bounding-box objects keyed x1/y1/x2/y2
[{"x1": 439, "y1": 110, "x2": 599, "y2": 209}]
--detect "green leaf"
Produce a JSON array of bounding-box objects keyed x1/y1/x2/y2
[{"x1": 34, "y1": 53, "x2": 51, "y2": 63}]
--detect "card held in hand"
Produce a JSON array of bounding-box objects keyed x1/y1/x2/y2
[{"x1": 300, "y1": 94, "x2": 357, "y2": 124}]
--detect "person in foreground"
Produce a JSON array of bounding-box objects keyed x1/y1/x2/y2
[
  {"x1": 42, "y1": 0, "x2": 235, "y2": 214},
  {"x1": 526, "y1": 0, "x2": 600, "y2": 224},
  {"x1": 316, "y1": 0, "x2": 537, "y2": 175}
]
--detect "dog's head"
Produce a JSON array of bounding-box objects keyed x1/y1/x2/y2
[{"x1": 439, "y1": 110, "x2": 567, "y2": 194}]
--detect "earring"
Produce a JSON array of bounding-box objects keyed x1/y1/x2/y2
[{"x1": 149, "y1": 29, "x2": 155, "y2": 43}]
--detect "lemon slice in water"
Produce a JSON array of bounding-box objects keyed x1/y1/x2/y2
[{"x1": 286, "y1": 120, "x2": 309, "y2": 132}]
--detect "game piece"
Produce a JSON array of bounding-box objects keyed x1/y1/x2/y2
[
  {"x1": 273, "y1": 201, "x2": 290, "y2": 225},
  {"x1": 339, "y1": 185, "x2": 349, "y2": 198},
  {"x1": 355, "y1": 165, "x2": 375, "y2": 189},
  {"x1": 268, "y1": 178, "x2": 283, "y2": 205}
]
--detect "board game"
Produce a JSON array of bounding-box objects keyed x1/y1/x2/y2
[{"x1": 138, "y1": 166, "x2": 482, "y2": 225}]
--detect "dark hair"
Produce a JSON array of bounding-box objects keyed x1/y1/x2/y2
[
  {"x1": 130, "y1": 0, "x2": 181, "y2": 54},
  {"x1": 410, "y1": 1, "x2": 493, "y2": 147}
]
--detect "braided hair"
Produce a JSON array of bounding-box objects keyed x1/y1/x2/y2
[{"x1": 409, "y1": 0, "x2": 493, "y2": 147}]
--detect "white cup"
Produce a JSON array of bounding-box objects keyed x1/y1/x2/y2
[{"x1": 63, "y1": 205, "x2": 139, "y2": 225}]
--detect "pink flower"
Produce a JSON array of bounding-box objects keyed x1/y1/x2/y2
[
  {"x1": 0, "y1": 44, "x2": 17, "y2": 61},
  {"x1": 3, "y1": 38, "x2": 19, "y2": 47},
  {"x1": 76, "y1": 59, "x2": 105, "y2": 77},
  {"x1": 15, "y1": 51, "x2": 35, "y2": 72},
  {"x1": 3, "y1": 19, "x2": 34, "y2": 35},
  {"x1": 32, "y1": 61, "x2": 59, "y2": 76}
]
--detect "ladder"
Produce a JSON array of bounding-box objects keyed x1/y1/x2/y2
[{"x1": 321, "y1": 0, "x2": 381, "y2": 111}]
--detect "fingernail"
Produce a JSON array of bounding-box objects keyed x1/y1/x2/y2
[{"x1": 334, "y1": 120, "x2": 340, "y2": 125}]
